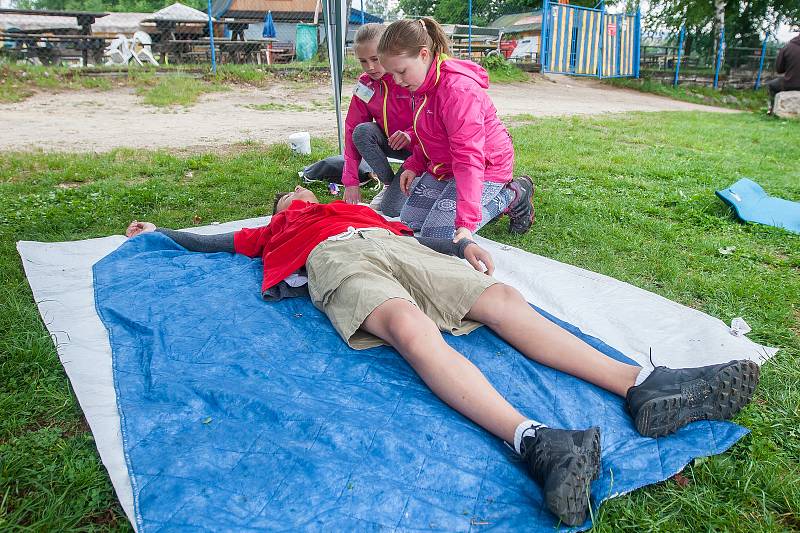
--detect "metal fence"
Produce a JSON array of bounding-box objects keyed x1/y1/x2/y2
[
  {"x1": 0, "y1": 3, "x2": 789, "y2": 94},
  {"x1": 641, "y1": 26, "x2": 780, "y2": 90}
]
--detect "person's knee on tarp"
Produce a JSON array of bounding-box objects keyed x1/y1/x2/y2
[
  {"x1": 126, "y1": 188, "x2": 760, "y2": 527},
  {"x1": 378, "y1": 17, "x2": 535, "y2": 241},
  {"x1": 342, "y1": 23, "x2": 415, "y2": 216}
]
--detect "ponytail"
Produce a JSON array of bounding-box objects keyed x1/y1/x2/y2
[{"x1": 378, "y1": 17, "x2": 451, "y2": 58}]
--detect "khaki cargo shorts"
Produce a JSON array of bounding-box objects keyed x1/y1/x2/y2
[{"x1": 306, "y1": 229, "x2": 498, "y2": 350}]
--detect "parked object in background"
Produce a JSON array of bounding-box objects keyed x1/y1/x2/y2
[
  {"x1": 104, "y1": 34, "x2": 131, "y2": 64},
  {"x1": 295, "y1": 22, "x2": 317, "y2": 61},
  {"x1": 104, "y1": 31, "x2": 158, "y2": 66},
  {"x1": 510, "y1": 37, "x2": 538, "y2": 63}
]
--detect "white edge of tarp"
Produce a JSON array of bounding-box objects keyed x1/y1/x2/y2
[{"x1": 17, "y1": 218, "x2": 777, "y2": 529}]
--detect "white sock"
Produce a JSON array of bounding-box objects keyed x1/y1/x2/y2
[
  {"x1": 634, "y1": 367, "x2": 652, "y2": 387},
  {"x1": 513, "y1": 419, "x2": 546, "y2": 454}
]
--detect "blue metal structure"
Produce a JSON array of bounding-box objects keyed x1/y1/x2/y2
[
  {"x1": 673, "y1": 25, "x2": 685, "y2": 86},
  {"x1": 468, "y1": 0, "x2": 473, "y2": 56},
  {"x1": 754, "y1": 36, "x2": 768, "y2": 90},
  {"x1": 207, "y1": 0, "x2": 217, "y2": 74},
  {"x1": 713, "y1": 26, "x2": 725, "y2": 89}
]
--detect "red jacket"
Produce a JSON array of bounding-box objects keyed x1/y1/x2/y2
[
  {"x1": 402, "y1": 55, "x2": 514, "y2": 231},
  {"x1": 233, "y1": 200, "x2": 412, "y2": 292},
  {"x1": 342, "y1": 73, "x2": 415, "y2": 187}
]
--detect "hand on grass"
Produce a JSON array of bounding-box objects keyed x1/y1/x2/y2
[
  {"x1": 464, "y1": 243, "x2": 494, "y2": 276},
  {"x1": 344, "y1": 185, "x2": 362, "y2": 204},
  {"x1": 399, "y1": 169, "x2": 417, "y2": 195},
  {"x1": 126, "y1": 221, "x2": 156, "y2": 238},
  {"x1": 388, "y1": 131, "x2": 411, "y2": 150}
]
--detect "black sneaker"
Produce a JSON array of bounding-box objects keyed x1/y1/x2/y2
[
  {"x1": 521, "y1": 427, "x2": 601, "y2": 526},
  {"x1": 626, "y1": 360, "x2": 759, "y2": 438},
  {"x1": 507, "y1": 175, "x2": 535, "y2": 234}
]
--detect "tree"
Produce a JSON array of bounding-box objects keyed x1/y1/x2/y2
[{"x1": 647, "y1": 0, "x2": 800, "y2": 54}]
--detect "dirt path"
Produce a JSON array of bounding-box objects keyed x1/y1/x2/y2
[{"x1": 0, "y1": 74, "x2": 736, "y2": 153}]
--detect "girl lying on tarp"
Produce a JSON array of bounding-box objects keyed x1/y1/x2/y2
[{"x1": 126, "y1": 186, "x2": 759, "y2": 527}]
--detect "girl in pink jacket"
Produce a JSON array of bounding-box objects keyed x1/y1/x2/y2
[
  {"x1": 342, "y1": 23, "x2": 415, "y2": 216},
  {"x1": 378, "y1": 18, "x2": 535, "y2": 241}
]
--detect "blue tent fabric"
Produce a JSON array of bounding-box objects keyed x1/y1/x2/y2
[
  {"x1": 349, "y1": 8, "x2": 383, "y2": 24},
  {"x1": 94, "y1": 233, "x2": 749, "y2": 532},
  {"x1": 262, "y1": 11, "x2": 276, "y2": 39},
  {"x1": 716, "y1": 178, "x2": 800, "y2": 234}
]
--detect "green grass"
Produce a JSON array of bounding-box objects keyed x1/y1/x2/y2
[
  {"x1": 481, "y1": 54, "x2": 529, "y2": 84},
  {"x1": 0, "y1": 62, "x2": 112, "y2": 103},
  {"x1": 246, "y1": 98, "x2": 347, "y2": 112},
  {"x1": 0, "y1": 60, "x2": 357, "y2": 105},
  {"x1": 133, "y1": 73, "x2": 228, "y2": 107},
  {"x1": 1, "y1": 112, "x2": 799, "y2": 530},
  {"x1": 605, "y1": 77, "x2": 770, "y2": 112}
]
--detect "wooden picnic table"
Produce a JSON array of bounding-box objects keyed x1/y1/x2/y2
[
  {"x1": 0, "y1": 31, "x2": 106, "y2": 65},
  {"x1": 162, "y1": 38, "x2": 278, "y2": 64},
  {"x1": 450, "y1": 41, "x2": 499, "y2": 59},
  {"x1": 0, "y1": 8, "x2": 108, "y2": 65}
]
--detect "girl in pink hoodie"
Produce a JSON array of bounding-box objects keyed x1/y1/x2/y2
[
  {"x1": 378, "y1": 18, "x2": 534, "y2": 241},
  {"x1": 342, "y1": 23, "x2": 416, "y2": 216}
]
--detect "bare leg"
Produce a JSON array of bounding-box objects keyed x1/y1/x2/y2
[
  {"x1": 361, "y1": 298, "x2": 526, "y2": 443},
  {"x1": 466, "y1": 284, "x2": 640, "y2": 397}
]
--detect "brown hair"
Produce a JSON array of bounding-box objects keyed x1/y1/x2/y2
[
  {"x1": 354, "y1": 23, "x2": 385, "y2": 46},
  {"x1": 378, "y1": 17, "x2": 451, "y2": 58},
  {"x1": 272, "y1": 192, "x2": 290, "y2": 214}
]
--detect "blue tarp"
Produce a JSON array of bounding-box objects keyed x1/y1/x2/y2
[
  {"x1": 716, "y1": 178, "x2": 800, "y2": 234},
  {"x1": 94, "y1": 233, "x2": 749, "y2": 531}
]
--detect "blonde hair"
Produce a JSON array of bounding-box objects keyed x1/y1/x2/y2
[
  {"x1": 354, "y1": 23, "x2": 385, "y2": 46},
  {"x1": 378, "y1": 17, "x2": 451, "y2": 58}
]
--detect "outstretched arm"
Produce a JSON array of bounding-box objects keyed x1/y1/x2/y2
[{"x1": 126, "y1": 221, "x2": 235, "y2": 253}]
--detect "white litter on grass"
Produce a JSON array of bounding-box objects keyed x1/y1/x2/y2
[{"x1": 730, "y1": 317, "x2": 752, "y2": 337}]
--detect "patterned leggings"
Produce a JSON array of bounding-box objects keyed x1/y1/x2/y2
[{"x1": 400, "y1": 173, "x2": 515, "y2": 239}]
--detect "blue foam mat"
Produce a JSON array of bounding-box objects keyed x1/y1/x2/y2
[
  {"x1": 716, "y1": 178, "x2": 800, "y2": 234},
  {"x1": 93, "y1": 233, "x2": 749, "y2": 532}
]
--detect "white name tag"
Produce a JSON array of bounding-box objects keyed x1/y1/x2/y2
[{"x1": 354, "y1": 82, "x2": 375, "y2": 103}]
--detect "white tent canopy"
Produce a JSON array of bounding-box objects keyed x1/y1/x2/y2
[{"x1": 148, "y1": 2, "x2": 211, "y2": 22}]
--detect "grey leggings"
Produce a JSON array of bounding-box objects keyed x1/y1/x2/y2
[
  {"x1": 352, "y1": 122, "x2": 410, "y2": 217},
  {"x1": 400, "y1": 173, "x2": 515, "y2": 239}
]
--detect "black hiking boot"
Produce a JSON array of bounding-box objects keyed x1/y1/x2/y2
[
  {"x1": 626, "y1": 360, "x2": 760, "y2": 438},
  {"x1": 521, "y1": 426, "x2": 601, "y2": 526},
  {"x1": 507, "y1": 175, "x2": 535, "y2": 235}
]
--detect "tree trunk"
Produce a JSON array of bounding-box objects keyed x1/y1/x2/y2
[{"x1": 713, "y1": 0, "x2": 726, "y2": 60}]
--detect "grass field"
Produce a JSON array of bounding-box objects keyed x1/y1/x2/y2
[
  {"x1": 0, "y1": 58, "x2": 525, "y2": 107},
  {"x1": 0, "y1": 112, "x2": 798, "y2": 531},
  {"x1": 605, "y1": 77, "x2": 770, "y2": 112}
]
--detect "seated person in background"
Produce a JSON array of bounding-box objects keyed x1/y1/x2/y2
[
  {"x1": 126, "y1": 185, "x2": 759, "y2": 526},
  {"x1": 768, "y1": 32, "x2": 800, "y2": 114}
]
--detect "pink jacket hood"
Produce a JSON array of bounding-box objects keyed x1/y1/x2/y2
[
  {"x1": 402, "y1": 55, "x2": 514, "y2": 231},
  {"x1": 342, "y1": 72, "x2": 414, "y2": 186}
]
